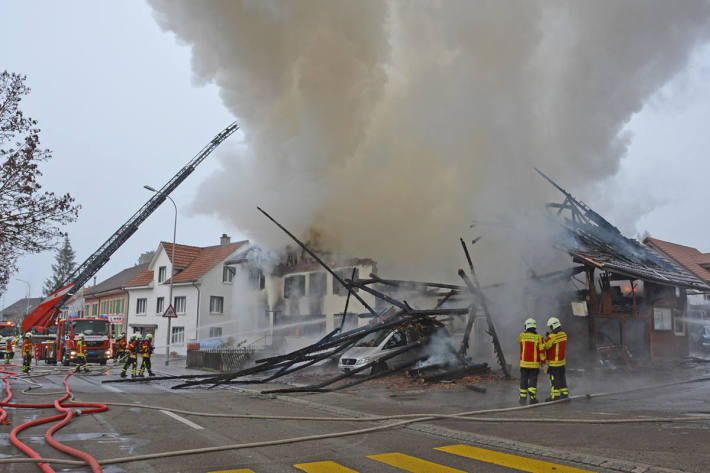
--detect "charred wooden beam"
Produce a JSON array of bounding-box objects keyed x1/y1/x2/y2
[
  {"x1": 330, "y1": 355, "x2": 429, "y2": 391},
  {"x1": 366, "y1": 273, "x2": 466, "y2": 292},
  {"x1": 420, "y1": 363, "x2": 489, "y2": 383},
  {"x1": 458, "y1": 269, "x2": 510, "y2": 379},
  {"x1": 257, "y1": 206, "x2": 377, "y2": 316},
  {"x1": 338, "y1": 267, "x2": 358, "y2": 332},
  {"x1": 458, "y1": 305, "x2": 476, "y2": 357}
]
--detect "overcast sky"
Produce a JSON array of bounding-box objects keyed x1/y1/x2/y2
[{"x1": 1, "y1": 1, "x2": 710, "y2": 308}]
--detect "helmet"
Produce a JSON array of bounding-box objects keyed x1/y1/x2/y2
[
  {"x1": 77, "y1": 333, "x2": 84, "y2": 339},
  {"x1": 25, "y1": 332, "x2": 31, "y2": 338},
  {"x1": 547, "y1": 316, "x2": 561, "y2": 330},
  {"x1": 119, "y1": 332, "x2": 126, "y2": 339},
  {"x1": 146, "y1": 334, "x2": 153, "y2": 340},
  {"x1": 524, "y1": 318, "x2": 536, "y2": 330}
]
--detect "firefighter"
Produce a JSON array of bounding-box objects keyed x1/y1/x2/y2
[
  {"x1": 21, "y1": 332, "x2": 33, "y2": 374},
  {"x1": 114, "y1": 333, "x2": 127, "y2": 363},
  {"x1": 75, "y1": 333, "x2": 89, "y2": 372},
  {"x1": 120, "y1": 333, "x2": 139, "y2": 378},
  {"x1": 4, "y1": 336, "x2": 13, "y2": 364},
  {"x1": 544, "y1": 316, "x2": 569, "y2": 401},
  {"x1": 517, "y1": 317, "x2": 545, "y2": 404},
  {"x1": 138, "y1": 333, "x2": 155, "y2": 377}
]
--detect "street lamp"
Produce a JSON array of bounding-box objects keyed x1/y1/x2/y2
[
  {"x1": 16, "y1": 278, "x2": 31, "y2": 319},
  {"x1": 144, "y1": 185, "x2": 177, "y2": 366}
]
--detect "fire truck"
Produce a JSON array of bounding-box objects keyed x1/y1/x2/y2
[
  {"x1": 47, "y1": 315, "x2": 112, "y2": 365},
  {"x1": 20, "y1": 122, "x2": 239, "y2": 356}
]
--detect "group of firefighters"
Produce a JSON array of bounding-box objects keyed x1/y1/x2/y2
[
  {"x1": 2, "y1": 331, "x2": 155, "y2": 377},
  {"x1": 517, "y1": 316, "x2": 568, "y2": 404}
]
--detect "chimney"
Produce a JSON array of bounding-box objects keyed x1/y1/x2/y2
[{"x1": 220, "y1": 234, "x2": 231, "y2": 245}]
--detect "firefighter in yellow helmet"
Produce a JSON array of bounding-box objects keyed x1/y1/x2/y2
[
  {"x1": 75, "y1": 333, "x2": 89, "y2": 372},
  {"x1": 544, "y1": 316, "x2": 569, "y2": 401},
  {"x1": 516, "y1": 318, "x2": 545, "y2": 404},
  {"x1": 21, "y1": 332, "x2": 33, "y2": 374},
  {"x1": 4, "y1": 336, "x2": 14, "y2": 364},
  {"x1": 121, "y1": 334, "x2": 140, "y2": 378},
  {"x1": 138, "y1": 333, "x2": 155, "y2": 377}
]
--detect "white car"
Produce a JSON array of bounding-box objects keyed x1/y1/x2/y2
[{"x1": 338, "y1": 328, "x2": 424, "y2": 375}]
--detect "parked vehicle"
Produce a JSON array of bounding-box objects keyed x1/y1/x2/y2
[
  {"x1": 42, "y1": 316, "x2": 112, "y2": 366},
  {"x1": 699, "y1": 325, "x2": 710, "y2": 352},
  {"x1": 338, "y1": 328, "x2": 425, "y2": 374}
]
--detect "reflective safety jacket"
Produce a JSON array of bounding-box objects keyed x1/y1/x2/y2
[
  {"x1": 140, "y1": 341, "x2": 153, "y2": 358},
  {"x1": 127, "y1": 340, "x2": 139, "y2": 358},
  {"x1": 4, "y1": 339, "x2": 13, "y2": 352},
  {"x1": 117, "y1": 338, "x2": 127, "y2": 351},
  {"x1": 517, "y1": 331, "x2": 545, "y2": 369},
  {"x1": 544, "y1": 330, "x2": 567, "y2": 367},
  {"x1": 21, "y1": 339, "x2": 33, "y2": 356},
  {"x1": 76, "y1": 340, "x2": 86, "y2": 356}
]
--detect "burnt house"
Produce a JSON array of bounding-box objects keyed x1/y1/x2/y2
[{"x1": 539, "y1": 170, "x2": 710, "y2": 362}]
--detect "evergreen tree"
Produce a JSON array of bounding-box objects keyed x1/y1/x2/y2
[{"x1": 43, "y1": 236, "x2": 76, "y2": 295}]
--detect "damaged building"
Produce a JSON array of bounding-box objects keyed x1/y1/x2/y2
[{"x1": 539, "y1": 170, "x2": 710, "y2": 363}]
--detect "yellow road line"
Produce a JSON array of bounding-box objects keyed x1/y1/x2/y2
[
  {"x1": 367, "y1": 453, "x2": 467, "y2": 472},
  {"x1": 207, "y1": 469, "x2": 255, "y2": 473},
  {"x1": 294, "y1": 460, "x2": 360, "y2": 472},
  {"x1": 436, "y1": 444, "x2": 597, "y2": 473}
]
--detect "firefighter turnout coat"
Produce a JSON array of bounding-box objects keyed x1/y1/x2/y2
[
  {"x1": 517, "y1": 331, "x2": 545, "y2": 369},
  {"x1": 544, "y1": 331, "x2": 567, "y2": 367}
]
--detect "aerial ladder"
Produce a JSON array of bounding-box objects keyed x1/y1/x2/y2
[{"x1": 22, "y1": 121, "x2": 239, "y2": 334}]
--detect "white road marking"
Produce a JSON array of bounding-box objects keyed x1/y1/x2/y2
[
  {"x1": 102, "y1": 383, "x2": 123, "y2": 393},
  {"x1": 160, "y1": 409, "x2": 204, "y2": 430}
]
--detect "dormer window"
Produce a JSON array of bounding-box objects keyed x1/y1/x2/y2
[
  {"x1": 223, "y1": 265, "x2": 235, "y2": 283},
  {"x1": 158, "y1": 266, "x2": 167, "y2": 283}
]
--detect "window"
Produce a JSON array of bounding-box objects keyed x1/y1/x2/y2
[
  {"x1": 171, "y1": 326, "x2": 184, "y2": 344},
  {"x1": 653, "y1": 307, "x2": 672, "y2": 331},
  {"x1": 223, "y1": 265, "x2": 234, "y2": 283},
  {"x1": 92, "y1": 303, "x2": 98, "y2": 316},
  {"x1": 158, "y1": 266, "x2": 167, "y2": 283},
  {"x1": 136, "y1": 298, "x2": 147, "y2": 315},
  {"x1": 210, "y1": 296, "x2": 224, "y2": 314},
  {"x1": 674, "y1": 316, "x2": 686, "y2": 336},
  {"x1": 174, "y1": 296, "x2": 186, "y2": 314},
  {"x1": 332, "y1": 268, "x2": 359, "y2": 296},
  {"x1": 156, "y1": 297, "x2": 164, "y2": 314},
  {"x1": 284, "y1": 275, "x2": 306, "y2": 298},
  {"x1": 309, "y1": 272, "x2": 327, "y2": 297},
  {"x1": 85, "y1": 304, "x2": 90, "y2": 316},
  {"x1": 209, "y1": 327, "x2": 222, "y2": 338},
  {"x1": 117, "y1": 299, "x2": 124, "y2": 314},
  {"x1": 249, "y1": 268, "x2": 265, "y2": 290}
]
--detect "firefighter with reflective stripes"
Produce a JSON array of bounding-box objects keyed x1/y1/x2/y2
[
  {"x1": 517, "y1": 318, "x2": 545, "y2": 404},
  {"x1": 114, "y1": 333, "x2": 127, "y2": 363},
  {"x1": 75, "y1": 333, "x2": 89, "y2": 372},
  {"x1": 544, "y1": 316, "x2": 569, "y2": 401},
  {"x1": 121, "y1": 334, "x2": 139, "y2": 378},
  {"x1": 21, "y1": 332, "x2": 33, "y2": 373},
  {"x1": 4, "y1": 336, "x2": 13, "y2": 364},
  {"x1": 138, "y1": 333, "x2": 155, "y2": 377}
]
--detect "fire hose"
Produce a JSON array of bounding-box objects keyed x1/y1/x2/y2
[
  {"x1": 0, "y1": 375, "x2": 708, "y2": 468},
  {"x1": 1, "y1": 365, "x2": 108, "y2": 473}
]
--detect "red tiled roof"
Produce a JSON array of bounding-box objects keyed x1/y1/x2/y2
[
  {"x1": 161, "y1": 242, "x2": 202, "y2": 269},
  {"x1": 123, "y1": 270, "x2": 154, "y2": 288},
  {"x1": 644, "y1": 237, "x2": 710, "y2": 283},
  {"x1": 168, "y1": 240, "x2": 249, "y2": 284}
]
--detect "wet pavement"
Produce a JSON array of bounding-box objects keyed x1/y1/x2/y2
[{"x1": 1, "y1": 355, "x2": 709, "y2": 472}]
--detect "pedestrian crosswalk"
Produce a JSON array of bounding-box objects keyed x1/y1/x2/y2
[{"x1": 208, "y1": 443, "x2": 597, "y2": 473}]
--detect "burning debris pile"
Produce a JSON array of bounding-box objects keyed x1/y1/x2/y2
[{"x1": 113, "y1": 207, "x2": 510, "y2": 393}]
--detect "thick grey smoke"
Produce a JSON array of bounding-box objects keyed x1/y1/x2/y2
[{"x1": 149, "y1": 0, "x2": 710, "y2": 284}]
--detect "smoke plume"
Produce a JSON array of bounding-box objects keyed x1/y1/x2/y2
[{"x1": 149, "y1": 0, "x2": 710, "y2": 283}]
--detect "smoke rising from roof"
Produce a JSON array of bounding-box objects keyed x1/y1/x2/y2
[{"x1": 149, "y1": 0, "x2": 710, "y2": 283}]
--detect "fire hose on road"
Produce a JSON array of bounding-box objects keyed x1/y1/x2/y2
[
  {"x1": 1, "y1": 364, "x2": 108, "y2": 473},
  {"x1": 0, "y1": 374, "x2": 709, "y2": 469}
]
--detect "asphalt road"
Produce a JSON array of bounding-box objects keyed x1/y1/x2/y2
[{"x1": 2, "y1": 358, "x2": 710, "y2": 473}]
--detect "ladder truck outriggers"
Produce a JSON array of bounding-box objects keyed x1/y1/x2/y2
[{"x1": 22, "y1": 122, "x2": 239, "y2": 365}]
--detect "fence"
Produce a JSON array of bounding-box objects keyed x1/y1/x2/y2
[{"x1": 186, "y1": 347, "x2": 255, "y2": 372}]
